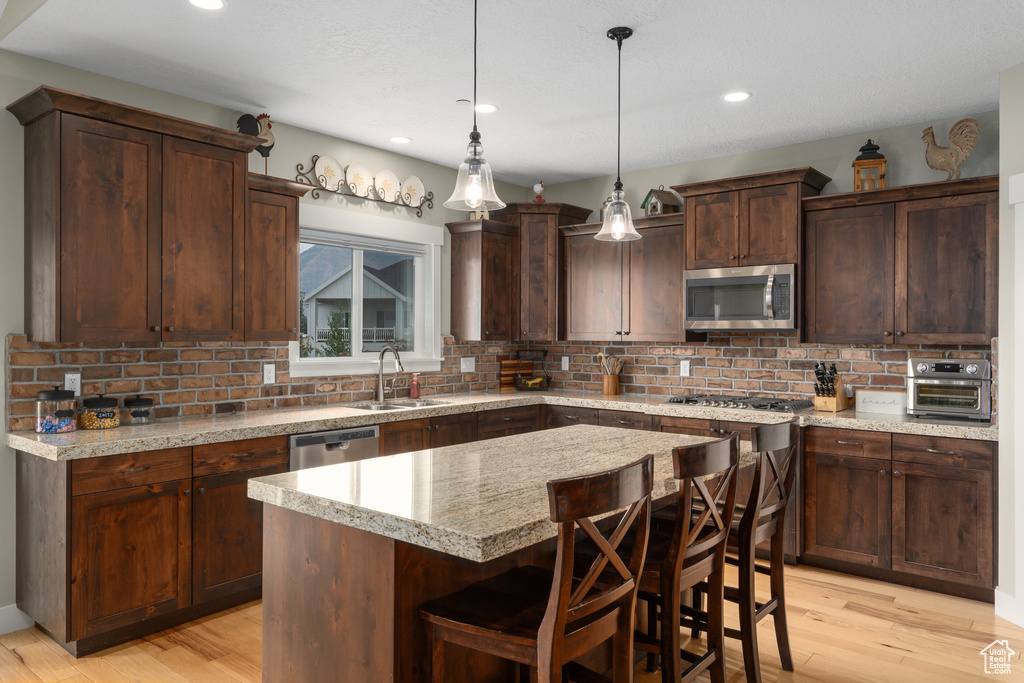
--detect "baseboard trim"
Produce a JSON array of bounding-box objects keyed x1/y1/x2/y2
[
  {"x1": 995, "y1": 589, "x2": 1024, "y2": 627},
  {"x1": 0, "y1": 604, "x2": 33, "y2": 636}
]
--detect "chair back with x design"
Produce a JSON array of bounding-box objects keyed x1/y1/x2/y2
[{"x1": 740, "y1": 419, "x2": 799, "y2": 546}]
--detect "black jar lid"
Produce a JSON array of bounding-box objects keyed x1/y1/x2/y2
[
  {"x1": 38, "y1": 385, "x2": 75, "y2": 401},
  {"x1": 124, "y1": 395, "x2": 154, "y2": 408},
  {"x1": 82, "y1": 394, "x2": 118, "y2": 409}
]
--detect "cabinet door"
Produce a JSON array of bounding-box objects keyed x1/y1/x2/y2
[
  {"x1": 477, "y1": 406, "x2": 541, "y2": 440},
  {"x1": 380, "y1": 418, "x2": 429, "y2": 456},
  {"x1": 193, "y1": 463, "x2": 287, "y2": 604},
  {"x1": 626, "y1": 224, "x2": 685, "y2": 341},
  {"x1": 895, "y1": 193, "x2": 998, "y2": 344},
  {"x1": 598, "y1": 410, "x2": 652, "y2": 431},
  {"x1": 803, "y1": 452, "x2": 891, "y2": 568},
  {"x1": 162, "y1": 137, "x2": 245, "y2": 341},
  {"x1": 891, "y1": 462, "x2": 993, "y2": 588},
  {"x1": 564, "y1": 233, "x2": 623, "y2": 340},
  {"x1": 738, "y1": 184, "x2": 799, "y2": 265},
  {"x1": 520, "y1": 214, "x2": 559, "y2": 340},
  {"x1": 429, "y1": 413, "x2": 478, "y2": 448},
  {"x1": 480, "y1": 230, "x2": 516, "y2": 341},
  {"x1": 685, "y1": 192, "x2": 738, "y2": 269},
  {"x1": 246, "y1": 189, "x2": 298, "y2": 341},
  {"x1": 59, "y1": 115, "x2": 162, "y2": 342},
  {"x1": 804, "y1": 204, "x2": 894, "y2": 343},
  {"x1": 543, "y1": 405, "x2": 599, "y2": 428},
  {"x1": 70, "y1": 479, "x2": 192, "y2": 640}
]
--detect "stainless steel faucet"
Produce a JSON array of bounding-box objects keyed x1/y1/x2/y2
[{"x1": 377, "y1": 344, "x2": 405, "y2": 404}]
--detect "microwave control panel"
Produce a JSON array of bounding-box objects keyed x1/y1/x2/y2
[{"x1": 774, "y1": 281, "x2": 791, "y2": 319}]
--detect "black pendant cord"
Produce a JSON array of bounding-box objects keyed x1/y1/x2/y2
[
  {"x1": 615, "y1": 35, "x2": 622, "y2": 191},
  {"x1": 471, "y1": 0, "x2": 479, "y2": 139}
]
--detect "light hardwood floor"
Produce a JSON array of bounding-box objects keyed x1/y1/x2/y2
[{"x1": 1, "y1": 564, "x2": 1021, "y2": 682}]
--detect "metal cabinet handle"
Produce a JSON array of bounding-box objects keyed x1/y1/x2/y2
[
  {"x1": 925, "y1": 448, "x2": 956, "y2": 456},
  {"x1": 880, "y1": 470, "x2": 887, "y2": 476},
  {"x1": 233, "y1": 451, "x2": 256, "y2": 459},
  {"x1": 184, "y1": 489, "x2": 191, "y2": 496},
  {"x1": 150, "y1": 326, "x2": 159, "y2": 332},
  {"x1": 198, "y1": 487, "x2": 206, "y2": 494},
  {"x1": 290, "y1": 327, "x2": 297, "y2": 333},
  {"x1": 623, "y1": 331, "x2": 630, "y2": 336},
  {"x1": 894, "y1": 471, "x2": 901, "y2": 477},
  {"x1": 617, "y1": 420, "x2": 632, "y2": 425},
  {"x1": 566, "y1": 415, "x2": 579, "y2": 421},
  {"x1": 882, "y1": 331, "x2": 891, "y2": 336},
  {"x1": 835, "y1": 440, "x2": 863, "y2": 446},
  {"x1": 166, "y1": 326, "x2": 175, "y2": 332},
  {"x1": 729, "y1": 255, "x2": 736, "y2": 260},
  {"x1": 503, "y1": 417, "x2": 512, "y2": 421},
  {"x1": 740, "y1": 254, "x2": 746, "y2": 259},
  {"x1": 119, "y1": 465, "x2": 151, "y2": 474},
  {"x1": 896, "y1": 331, "x2": 904, "y2": 337},
  {"x1": 719, "y1": 429, "x2": 726, "y2": 435}
]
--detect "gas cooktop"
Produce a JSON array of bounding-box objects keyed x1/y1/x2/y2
[{"x1": 665, "y1": 394, "x2": 815, "y2": 414}]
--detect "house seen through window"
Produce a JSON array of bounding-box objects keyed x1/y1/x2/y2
[{"x1": 299, "y1": 231, "x2": 420, "y2": 358}]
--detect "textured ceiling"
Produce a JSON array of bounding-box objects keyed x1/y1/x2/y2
[{"x1": 3, "y1": 0, "x2": 1024, "y2": 186}]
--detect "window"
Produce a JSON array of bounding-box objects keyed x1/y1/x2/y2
[{"x1": 289, "y1": 208, "x2": 443, "y2": 378}]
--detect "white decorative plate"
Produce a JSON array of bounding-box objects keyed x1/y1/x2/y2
[
  {"x1": 401, "y1": 175, "x2": 426, "y2": 207},
  {"x1": 346, "y1": 162, "x2": 372, "y2": 197},
  {"x1": 314, "y1": 154, "x2": 343, "y2": 191},
  {"x1": 374, "y1": 169, "x2": 400, "y2": 202}
]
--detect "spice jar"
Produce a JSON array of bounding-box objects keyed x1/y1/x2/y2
[
  {"x1": 124, "y1": 395, "x2": 154, "y2": 425},
  {"x1": 35, "y1": 386, "x2": 76, "y2": 434},
  {"x1": 80, "y1": 394, "x2": 120, "y2": 430}
]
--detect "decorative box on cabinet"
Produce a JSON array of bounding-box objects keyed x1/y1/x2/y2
[
  {"x1": 7, "y1": 86, "x2": 259, "y2": 342},
  {"x1": 447, "y1": 219, "x2": 518, "y2": 341}
]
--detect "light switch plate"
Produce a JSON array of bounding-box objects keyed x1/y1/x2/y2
[
  {"x1": 561, "y1": 356, "x2": 569, "y2": 371},
  {"x1": 63, "y1": 372, "x2": 82, "y2": 397},
  {"x1": 460, "y1": 357, "x2": 475, "y2": 373},
  {"x1": 680, "y1": 360, "x2": 690, "y2": 379},
  {"x1": 262, "y1": 363, "x2": 276, "y2": 384}
]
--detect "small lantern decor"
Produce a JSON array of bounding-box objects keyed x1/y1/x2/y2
[{"x1": 853, "y1": 139, "x2": 886, "y2": 191}]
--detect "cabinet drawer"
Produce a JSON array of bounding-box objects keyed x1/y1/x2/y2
[
  {"x1": 805, "y1": 427, "x2": 891, "y2": 461},
  {"x1": 478, "y1": 406, "x2": 540, "y2": 435},
  {"x1": 892, "y1": 434, "x2": 994, "y2": 470},
  {"x1": 71, "y1": 447, "x2": 192, "y2": 496},
  {"x1": 654, "y1": 416, "x2": 716, "y2": 437},
  {"x1": 193, "y1": 436, "x2": 289, "y2": 476},
  {"x1": 544, "y1": 406, "x2": 599, "y2": 428},
  {"x1": 599, "y1": 410, "x2": 652, "y2": 431}
]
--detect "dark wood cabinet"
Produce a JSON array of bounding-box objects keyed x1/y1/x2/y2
[
  {"x1": 447, "y1": 219, "x2": 518, "y2": 341},
  {"x1": 488, "y1": 203, "x2": 593, "y2": 341},
  {"x1": 380, "y1": 413, "x2": 480, "y2": 455},
  {"x1": 245, "y1": 175, "x2": 311, "y2": 341},
  {"x1": 672, "y1": 168, "x2": 830, "y2": 270},
  {"x1": 803, "y1": 177, "x2": 998, "y2": 344},
  {"x1": 543, "y1": 405, "x2": 599, "y2": 428},
  {"x1": 9, "y1": 86, "x2": 260, "y2": 342},
  {"x1": 561, "y1": 215, "x2": 698, "y2": 342},
  {"x1": 477, "y1": 405, "x2": 542, "y2": 440},
  {"x1": 598, "y1": 410, "x2": 652, "y2": 431},
  {"x1": 428, "y1": 413, "x2": 479, "y2": 448},
  {"x1": 654, "y1": 415, "x2": 757, "y2": 441}
]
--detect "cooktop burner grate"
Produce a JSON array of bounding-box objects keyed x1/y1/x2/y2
[{"x1": 666, "y1": 394, "x2": 815, "y2": 413}]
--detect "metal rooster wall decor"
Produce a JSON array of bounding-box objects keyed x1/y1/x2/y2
[{"x1": 921, "y1": 118, "x2": 980, "y2": 180}]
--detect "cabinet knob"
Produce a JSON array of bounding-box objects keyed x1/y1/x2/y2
[
  {"x1": 503, "y1": 417, "x2": 512, "y2": 421},
  {"x1": 290, "y1": 327, "x2": 297, "y2": 333},
  {"x1": 896, "y1": 331, "x2": 904, "y2": 337},
  {"x1": 566, "y1": 415, "x2": 579, "y2": 420},
  {"x1": 729, "y1": 255, "x2": 736, "y2": 260},
  {"x1": 894, "y1": 471, "x2": 901, "y2": 477},
  {"x1": 740, "y1": 254, "x2": 746, "y2": 259},
  {"x1": 623, "y1": 331, "x2": 630, "y2": 336},
  {"x1": 198, "y1": 487, "x2": 206, "y2": 494},
  {"x1": 184, "y1": 489, "x2": 191, "y2": 496},
  {"x1": 150, "y1": 326, "x2": 159, "y2": 332},
  {"x1": 166, "y1": 326, "x2": 175, "y2": 332},
  {"x1": 880, "y1": 470, "x2": 887, "y2": 476},
  {"x1": 483, "y1": 331, "x2": 490, "y2": 336},
  {"x1": 882, "y1": 331, "x2": 891, "y2": 336},
  {"x1": 719, "y1": 429, "x2": 726, "y2": 435},
  {"x1": 709, "y1": 429, "x2": 717, "y2": 435}
]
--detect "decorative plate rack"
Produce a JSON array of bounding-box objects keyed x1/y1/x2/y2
[{"x1": 295, "y1": 155, "x2": 435, "y2": 218}]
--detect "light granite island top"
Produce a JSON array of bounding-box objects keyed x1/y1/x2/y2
[{"x1": 248, "y1": 423, "x2": 754, "y2": 563}]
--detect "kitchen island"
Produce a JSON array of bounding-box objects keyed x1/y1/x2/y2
[{"x1": 247, "y1": 424, "x2": 754, "y2": 683}]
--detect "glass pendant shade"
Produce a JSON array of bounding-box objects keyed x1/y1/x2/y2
[
  {"x1": 444, "y1": 137, "x2": 505, "y2": 211},
  {"x1": 595, "y1": 188, "x2": 640, "y2": 241}
]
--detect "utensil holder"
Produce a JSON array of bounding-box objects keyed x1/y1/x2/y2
[
  {"x1": 813, "y1": 374, "x2": 851, "y2": 412},
  {"x1": 602, "y1": 375, "x2": 620, "y2": 396}
]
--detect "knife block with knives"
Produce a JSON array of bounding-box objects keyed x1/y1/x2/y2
[{"x1": 813, "y1": 374, "x2": 850, "y2": 412}]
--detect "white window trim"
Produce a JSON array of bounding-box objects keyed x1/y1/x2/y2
[{"x1": 290, "y1": 205, "x2": 444, "y2": 378}]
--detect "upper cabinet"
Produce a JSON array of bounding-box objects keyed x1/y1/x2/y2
[
  {"x1": 803, "y1": 177, "x2": 998, "y2": 345},
  {"x1": 8, "y1": 86, "x2": 261, "y2": 342},
  {"x1": 672, "y1": 168, "x2": 831, "y2": 269},
  {"x1": 488, "y1": 202, "x2": 592, "y2": 341},
  {"x1": 446, "y1": 219, "x2": 518, "y2": 342}
]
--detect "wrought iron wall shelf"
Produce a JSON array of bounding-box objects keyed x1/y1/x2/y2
[{"x1": 295, "y1": 155, "x2": 434, "y2": 218}]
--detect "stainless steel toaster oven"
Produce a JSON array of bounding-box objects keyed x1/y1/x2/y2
[{"x1": 907, "y1": 358, "x2": 991, "y2": 421}]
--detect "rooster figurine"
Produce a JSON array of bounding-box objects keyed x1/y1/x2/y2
[
  {"x1": 236, "y1": 112, "x2": 275, "y2": 173},
  {"x1": 922, "y1": 118, "x2": 980, "y2": 180}
]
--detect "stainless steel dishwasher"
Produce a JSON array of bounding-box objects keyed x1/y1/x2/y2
[{"x1": 289, "y1": 426, "x2": 380, "y2": 470}]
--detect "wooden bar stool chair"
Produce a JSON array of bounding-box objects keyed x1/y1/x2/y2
[
  {"x1": 692, "y1": 419, "x2": 799, "y2": 683},
  {"x1": 419, "y1": 454, "x2": 654, "y2": 683},
  {"x1": 635, "y1": 434, "x2": 739, "y2": 683}
]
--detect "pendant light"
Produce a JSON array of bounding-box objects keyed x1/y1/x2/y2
[
  {"x1": 595, "y1": 26, "x2": 641, "y2": 242},
  {"x1": 444, "y1": 0, "x2": 505, "y2": 212}
]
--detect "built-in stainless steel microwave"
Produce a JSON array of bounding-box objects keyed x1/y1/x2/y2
[{"x1": 684, "y1": 264, "x2": 796, "y2": 330}]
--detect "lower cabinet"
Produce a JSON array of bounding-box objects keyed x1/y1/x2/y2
[
  {"x1": 654, "y1": 415, "x2": 757, "y2": 441},
  {"x1": 542, "y1": 405, "x2": 599, "y2": 428},
  {"x1": 477, "y1": 405, "x2": 541, "y2": 440},
  {"x1": 379, "y1": 413, "x2": 480, "y2": 456}
]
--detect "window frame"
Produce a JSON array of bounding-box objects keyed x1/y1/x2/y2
[{"x1": 289, "y1": 205, "x2": 444, "y2": 378}]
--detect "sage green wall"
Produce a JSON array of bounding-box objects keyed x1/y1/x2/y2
[
  {"x1": 0, "y1": 47, "x2": 528, "y2": 623},
  {"x1": 541, "y1": 110, "x2": 999, "y2": 211}
]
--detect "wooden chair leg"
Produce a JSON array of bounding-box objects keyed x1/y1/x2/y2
[
  {"x1": 431, "y1": 633, "x2": 444, "y2": 683},
  {"x1": 770, "y1": 533, "x2": 794, "y2": 671},
  {"x1": 646, "y1": 597, "x2": 659, "y2": 672},
  {"x1": 611, "y1": 608, "x2": 634, "y2": 683},
  {"x1": 738, "y1": 547, "x2": 762, "y2": 683},
  {"x1": 659, "y1": 580, "x2": 682, "y2": 683},
  {"x1": 706, "y1": 557, "x2": 727, "y2": 683},
  {"x1": 689, "y1": 584, "x2": 704, "y2": 638}
]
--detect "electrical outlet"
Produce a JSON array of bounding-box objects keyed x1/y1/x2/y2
[
  {"x1": 262, "y1": 363, "x2": 276, "y2": 384},
  {"x1": 63, "y1": 372, "x2": 82, "y2": 397},
  {"x1": 460, "y1": 357, "x2": 475, "y2": 373},
  {"x1": 679, "y1": 360, "x2": 690, "y2": 379},
  {"x1": 561, "y1": 356, "x2": 569, "y2": 371}
]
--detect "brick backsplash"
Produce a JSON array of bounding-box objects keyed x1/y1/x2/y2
[
  {"x1": 5, "y1": 332, "x2": 994, "y2": 432},
  {"x1": 5, "y1": 334, "x2": 518, "y2": 431}
]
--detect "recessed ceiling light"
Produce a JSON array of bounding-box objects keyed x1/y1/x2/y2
[
  {"x1": 189, "y1": 0, "x2": 224, "y2": 8},
  {"x1": 723, "y1": 91, "x2": 751, "y2": 102},
  {"x1": 390, "y1": 136, "x2": 412, "y2": 144},
  {"x1": 474, "y1": 104, "x2": 498, "y2": 114}
]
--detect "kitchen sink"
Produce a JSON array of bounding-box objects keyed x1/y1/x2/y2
[
  {"x1": 391, "y1": 399, "x2": 450, "y2": 408},
  {"x1": 346, "y1": 402, "x2": 409, "y2": 411}
]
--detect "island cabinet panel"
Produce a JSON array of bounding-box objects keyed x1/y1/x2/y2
[
  {"x1": 477, "y1": 405, "x2": 541, "y2": 440},
  {"x1": 542, "y1": 404, "x2": 599, "y2": 428},
  {"x1": 70, "y1": 478, "x2": 192, "y2": 640}
]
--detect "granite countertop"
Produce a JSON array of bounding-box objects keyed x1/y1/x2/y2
[
  {"x1": 247, "y1": 424, "x2": 756, "y2": 562},
  {"x1": 6, "y1": 390, "x2": 998, "y2": 460}
]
